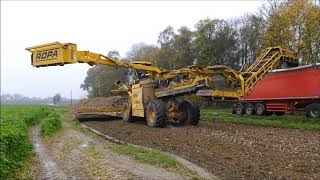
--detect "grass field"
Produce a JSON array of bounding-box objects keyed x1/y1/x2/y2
[
  {"x1": 201, "y1": 108, "x2": 320, "y2": 130},
  {"x1": 0, "y1": 105, "x2": 54, "y2": 179}
]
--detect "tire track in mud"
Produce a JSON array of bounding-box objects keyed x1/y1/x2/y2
[{"x1": 30, "y1": 126, "x2": 74, "y2": 180}]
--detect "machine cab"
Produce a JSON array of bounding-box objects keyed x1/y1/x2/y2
[{"x1": 131, "y1": 61, "x2": 152, "y2": 80}]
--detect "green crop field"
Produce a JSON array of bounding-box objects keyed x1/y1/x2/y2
[{"x1": 0, "y1": 105, "x2": 53, "y2": 179}]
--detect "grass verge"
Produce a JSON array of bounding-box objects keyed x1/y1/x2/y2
[
  {"x1": 111, "y1": 144, "x2": 200, "y2": 179},
  {"x1": 201, "y1": 108, "x2": 320, "y2": 130},
  {"x1": 70, "y1": 119, "x2": 89, "y2": 133}
]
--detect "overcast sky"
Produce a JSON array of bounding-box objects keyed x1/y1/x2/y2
[{"x1": 1, "y1": 1, "x2": 265, "y2": 99}]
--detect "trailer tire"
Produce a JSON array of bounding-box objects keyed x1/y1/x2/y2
[
  {"x1": 244, "y1": 103, "x2": 254, "y2": 115},
  {"x1": 306, "y1": 103, "x2": 320, "y2": 118},
  {"x1": 122, "y1": 102, "x2": 134, "y2": 122},
  {"x1": 146, "y1": 99, "x2": 168, "y2": 128},
  {"x1": 255, "y1": 103, "x2": 265, "y2": 115},
  {"x1": 235, "y1": 103, "x2": 244, "y2": 115},
  {"x1": 185, "y1": 100, "x2": 200, "y2": 125}
]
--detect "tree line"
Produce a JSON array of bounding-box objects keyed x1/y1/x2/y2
[
  {"x1": 82, "y1": 0, "x2": 320, "y2": 98},
  {"x1": 0, "y1": 93, "x2": 71, "y2": 105}
]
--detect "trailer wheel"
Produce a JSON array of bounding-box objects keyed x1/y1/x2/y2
[
  {"x1": 306, "y1": 103, "x2": 320, "y2": 118},
  {"x1": 122, "y1": 102, "x2": 134, "y2": 122},
  {"x1": 275, "y1": 112, "x2": 285, "y2": 116},
  {"x1": 146, "y1": 99, "x2": 168, "y2": 128},
  {"x1": 255, "y1": 103, "x2": 265, "y2": 115},
  {"x1": 244, "y1": 103, "x2": 254, "y2": 115},
  {"x1": 235, "y1": 103, "x2": 244, "y2": 115},
  {"x1": 185, "y1": 100, "x2": 200, "y2": 125}
]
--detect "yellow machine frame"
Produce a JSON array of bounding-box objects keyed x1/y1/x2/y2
[
  {"x1": 26, "y1": 42, "x2": 298, "y2": 127},
  {"x1": 26, "y1": 42, "x2": 210, "y2": 127}
]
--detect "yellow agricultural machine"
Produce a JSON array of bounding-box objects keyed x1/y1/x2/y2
[
  {"x1": 26, "y1": 42, "x2": 300, "y2": 127},
  {"x1": 26, "y1": 42, "x2": 212, "y2": 127}
]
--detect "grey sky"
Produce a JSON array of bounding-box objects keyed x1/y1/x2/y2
[{"x1": 1, "y1": 1, "x2": 265, "y2": 99}]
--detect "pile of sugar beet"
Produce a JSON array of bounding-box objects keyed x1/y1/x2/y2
[{"x1": 68, "y1": 96, "x2": 127, "y2": 118}]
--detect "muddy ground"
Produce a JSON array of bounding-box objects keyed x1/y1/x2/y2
[
  {"x1": 83, "y1": 119, "x2": 320, "y2": 180},
  {"x1": 28, "y1": 122, "x2": 198, "y2": 180}
]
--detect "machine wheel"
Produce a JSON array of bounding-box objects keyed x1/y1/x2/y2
[
  {"x1": 244, "y1": 103, "x2": 254, "y2": 115},
  {"x1": 275, "y1": 112, "x2": 285, "y2": 116},
  {"x1": 122, "y1": 102, "x2": 134, "y2": 122},
  {"x1": 255, "y1": 103, "x2": 265, "y2": 115},
  {"x1": 185, "y1": 100, "x2": 200, "y2": 125},
  {"x1": 235, "y1": 103, "x2": 244, "y2": 115},
  {"x1": 306, "y1": 103, "x2": 320, "y2": 118},
  {"x1": 146, "y1": 99, "x2": 168, "y2": 128}
]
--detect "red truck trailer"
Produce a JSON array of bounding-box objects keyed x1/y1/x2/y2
[{"x1": 233, "y1": 63, "x2": 320, "y2": 118}]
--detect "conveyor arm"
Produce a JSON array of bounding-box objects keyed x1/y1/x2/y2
[{"x1": 25, "y1": 42, "x2": 165, "y2": 74}]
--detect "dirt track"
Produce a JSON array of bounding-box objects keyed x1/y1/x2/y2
[
  {"x1": 29, "y1": 122, "x2": 191, "y2": 180},
  {"x1": 83, "y1": 119, "x2": 320, "y2": 180}
]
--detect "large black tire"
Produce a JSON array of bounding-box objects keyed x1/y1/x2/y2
[
  {"x1": 185, "y1": 100, "x2": 200, "y2": 125},
  {"x1": 306, "y1": 103, "x2": 320, "y2": 118},
  {"x1": 146, "y1": 99, "x2": 168, "y2": 128},
  {"x1": 255, "y1": 103, "x2": 265, "y2": 115},
  {"x1": 244, "y1": 103, "x2": 254, "y2": 115},
  {"x1": 122, "y1": 102, "x2": 134, "y2": 122},
  {"x1": 235, "y1": 103, "x2": 244, "y2": 115}
]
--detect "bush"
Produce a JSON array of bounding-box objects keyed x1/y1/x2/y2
[{"x1": 40, "y1": 112, "x2": 62, "y2": 136}]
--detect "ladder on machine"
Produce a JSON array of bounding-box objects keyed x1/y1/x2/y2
[{"x1": 242, "y1": 47, "x2": 298, "y2": 94}]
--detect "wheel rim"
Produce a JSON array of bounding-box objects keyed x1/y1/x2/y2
[
  {"x1": 310, "y1": 109, "x2": 319, "y2": 118},
  {"x1": 246, "y1": 107, "x2": 252, "y2": 114},
  {"x1": 148, "y1": 107, "x2": 155, "y2": 123},
  {"x1": 256, "y1": 106, "x2": 263, "y2": 115},
  {"x1": 236, "y1": 106, "x2": 242, "y2": 114}
]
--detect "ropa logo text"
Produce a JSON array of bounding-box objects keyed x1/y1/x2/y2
[{"x1": 35, "y1": 49, "x2": 58, "y2": 60}]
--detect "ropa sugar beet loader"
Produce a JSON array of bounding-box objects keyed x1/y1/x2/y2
[{"x1": 26, "y1": 42, "x2": 212, "y2": 128}]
